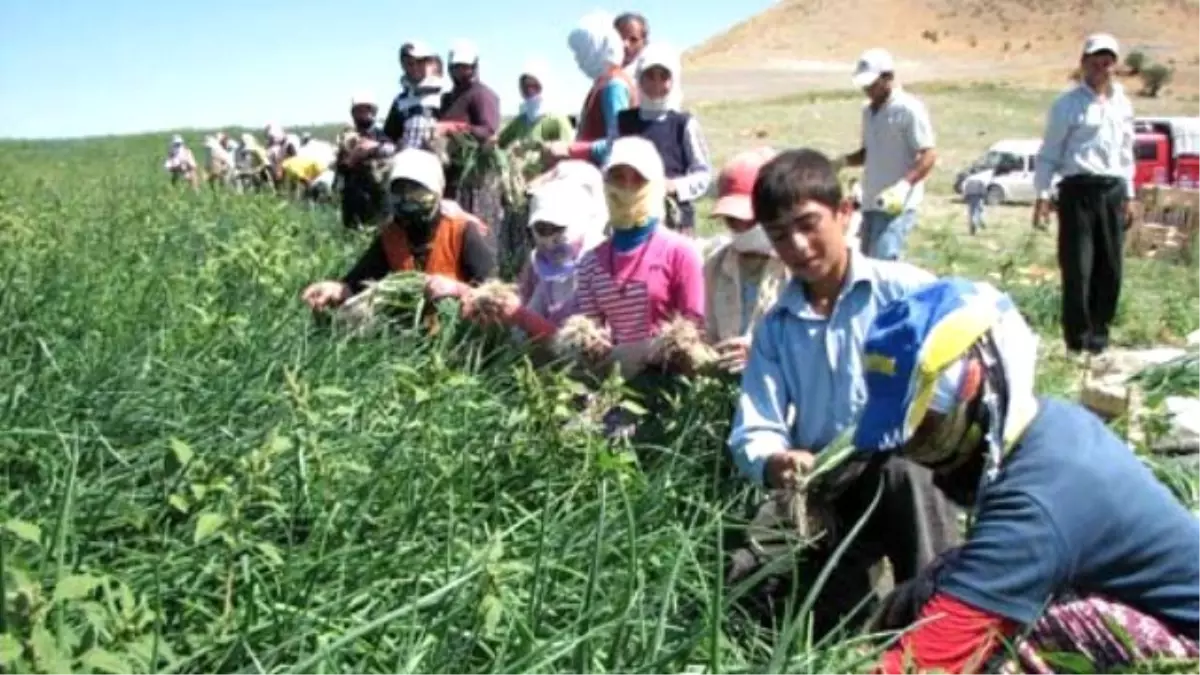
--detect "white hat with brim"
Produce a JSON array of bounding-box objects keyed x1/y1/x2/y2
[
  {"x1": 603, "y1": 136, "x2": 665, "y2": 183},
  {"x1": 852, "y1": 48, "x2": 895, "y2": 88},
  {"x1": 1082, "y1": 33, "x2": 1120, "y2": 58},
  {"x1": 404, "y1": 41, "x2": 436, "y2": 59},
  {"x1": 449, "y1": 40, "x2": 479, "y2": 65},
  {"x1": 389, "y1": 148, "x2": 446, "y2": 194}
]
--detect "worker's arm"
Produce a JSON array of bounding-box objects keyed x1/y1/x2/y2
[
  {"x1": 465, "y1": 89, "x2": 501, "y2": 142},
  {"x1": 459, "y1": 221, "x2": 498, "y2": 284},
  {"x1": 876, "y1": 593, "x2": 1017, "y2": 674},
  {"x1": 341, "y1": 236, "x2": 391, "y2": 295},
  {"x1": 1034, "y1": 95, "x2": 1071, "y2": 200},
  {"x1": 903, "y1": 100, "x2": 937, "y2": 184},
  {"x1": 672, "y1": 116, "x2": 714, "y2": 201}
]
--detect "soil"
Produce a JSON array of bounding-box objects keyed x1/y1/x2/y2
[{"x1": 682, "y1": 0, "x2": 1200, "y2": 104}]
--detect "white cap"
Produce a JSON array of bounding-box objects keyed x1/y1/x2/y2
[
  {"x1": 852, "y1": 48, "x2": 895, "y2": 88},
  {"x1": 603, "y1": 136, "x2": 665, "y2": 183},
  {"x1": 350, "y1": 91, "x2": 377, "y2": 109},
  {"x1": 170, "y1": 134, "x2": 184, "y2": 145},
  {"x1": 404, "y1": 41, "x2": 436, "y2": 59},
  {"x1": 388, "y1": 148, "x2": 445, "y2": 194},
  {"x1": 528, "y1": 182, "x2": 576, "y2": 229},
  {"x1": 448, "y1": 39, "x2": 479, "y2": 65},
  {"x1": 637, "y1": 42, "x2": 680, "y2": 77},
  {"x1": 1082, "y1": 33, "x2": 1120, "y2": 58}
]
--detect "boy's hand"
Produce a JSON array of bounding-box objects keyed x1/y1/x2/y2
[
  {"x1": 714, "y1": 336, "x2": 752, "y2": 373},
  {"x1": 765, "y1": 450, "x2": 816, "y2": 490}
]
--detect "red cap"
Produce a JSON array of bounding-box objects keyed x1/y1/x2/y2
[{"x1": 712, "y1": 147, "x2": 777, "y2": 221}]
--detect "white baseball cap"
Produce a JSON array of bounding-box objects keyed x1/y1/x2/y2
[
  {"x1": 852, "y1": 48, "x2": 895, "y2": 88},
  {"x1": 403, "y1": 41, "x2": 435, "y2": 59},
  {"x1": 1082, "y1": 33, "x2": 1120, "y2": 58},
  {"x1": 388, "y1": 148, "x2": 446, "y2": 194},
  {"x1": 448, "y1": 39, "x2": 479, "y2": 65},
  {"x1": 603, "y1": 136, "x2": 665, "y2": 183},
  {"x1": 350, "y1": 92, "x2": 377, "y2": 109}
]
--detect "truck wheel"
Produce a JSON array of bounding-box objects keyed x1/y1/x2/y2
[{"x1": 985, "y1": 185, "x2": 1005, "y2": 206}]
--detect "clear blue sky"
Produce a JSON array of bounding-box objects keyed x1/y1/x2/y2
[{"x1": 0, "y1": 0, "x2": 776, "y2": 140}]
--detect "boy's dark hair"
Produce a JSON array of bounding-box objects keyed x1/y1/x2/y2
[{"x1": 751, "y1": 149, "x2": 843, "y2": 226}]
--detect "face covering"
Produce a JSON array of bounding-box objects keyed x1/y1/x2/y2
[
  {"x1": 519, "y1": 95, "x2": 543, "y2": 121},
  {"x1": 605, "y1": 183, "x2": 661, "y2": 230},
  {"x1": 392, "y1": 187, "x2": 441, "y2": 246},
  {"x1": 533, "y1": 232, "x2": 578, "y2": 280},
  {"x1": 353, "y1": 114, "x2": 375, "y2": 132},
  {"x1": 730, "y1": 225, "x2": 774, "y2": 256},
  {"x1": 640, "y1": 97, "x2": 668, "y2": 114}
]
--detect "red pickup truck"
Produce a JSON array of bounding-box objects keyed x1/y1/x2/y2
[{"x1": 1135, "y1": 116, "x2": 1200, "y2": 190}]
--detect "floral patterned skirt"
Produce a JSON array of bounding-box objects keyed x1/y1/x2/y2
[{"x1": 994, "y1": 594, "x2": 1198, "y2": 674}]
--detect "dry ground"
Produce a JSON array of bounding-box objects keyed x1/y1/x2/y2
[{"x1": 682, "y1": 0, "x2": 1200, "y2": 104}]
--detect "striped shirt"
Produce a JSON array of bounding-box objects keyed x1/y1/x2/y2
[
  {"x1": 574, "y1": 227, "x2": 705, "y2": 344},
  {"x1": 1034, "y1": 81, "x2": 1136, "y2": 198}
]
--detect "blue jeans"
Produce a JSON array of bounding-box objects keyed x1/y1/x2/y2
[
  {"x1": 966, "y1": 196, "x2": 985, "y2": 233},
  {"x1": 860, "y1": 210, "x2": 918, "y2": 260}
]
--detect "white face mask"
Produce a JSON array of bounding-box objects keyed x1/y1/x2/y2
[
  {"x1": 520, "y1": 94, "x2": 543, "y2": 120},
  {"x1": 730, "y1": 225, "x2": 774, "y2": 256},
  {"x1": 640, "y1": 96, "x2": 668, "y2": 113}
]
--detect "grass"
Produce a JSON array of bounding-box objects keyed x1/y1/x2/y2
[{"x1": 0, "y1": 82, "x2": 1197, "y2": 673}]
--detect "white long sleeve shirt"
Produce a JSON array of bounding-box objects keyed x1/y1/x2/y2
[{"x1": 1034, "y1": 81, "x2": 1135, "y2": 199}]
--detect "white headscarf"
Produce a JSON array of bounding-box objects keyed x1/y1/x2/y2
[
  {"x1": 635, "y1": 42, "x2": 684, "y2": 112},
  {"x1": 567, "y1": 12, "x2": 623, "y2": 80},
  {"x1": 519, "y1": 58, "x2": 551, "y2": 121},
  {"x1": 528, "y1": 160, "x2": 607, "y2": 252}
]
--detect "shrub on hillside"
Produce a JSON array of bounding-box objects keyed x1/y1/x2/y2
[
  {"x1": 1124, "y1": 50, "x2": 1147, "y2": 75},
  {"x1": 1140, "y1": 63, "x2": 1173, "y2": 97}
]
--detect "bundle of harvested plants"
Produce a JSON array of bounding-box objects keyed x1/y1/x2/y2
[
  {"x1": 552, "y1": 315, "x2": 612, "y2": 363},
  {"x1": 331, "y1": 271, "x2": 429, "y2": 336},
  {"x1": 653, "y1": 315, "x2": 719, "y2": 374},
  {"x1": 447, "y1": 133, "x2": 527, "y2": 211},
  {"x1": 468, "y1": 279, "x2": 521, "y2": 321}
]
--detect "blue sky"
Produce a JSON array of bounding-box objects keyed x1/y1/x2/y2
[{"x1": 0, "y1": 0, "x2": 776, "y2": 140}]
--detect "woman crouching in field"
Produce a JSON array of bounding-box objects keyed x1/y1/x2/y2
[
  {"x1": 847, "y1": 278, "x2": 1199, "y2": 674},
  {"x1": 300, "y1": 148, "x2": 496, "y2": 313}
]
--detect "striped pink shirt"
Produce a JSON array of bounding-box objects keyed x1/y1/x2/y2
[{"x1": 574, "y1": 228, "x2": 706, "y2": 345}]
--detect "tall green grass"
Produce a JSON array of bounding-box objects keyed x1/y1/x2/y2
[{"x1": 0, "y1": 131, "x2": 1196, "y2": 673}]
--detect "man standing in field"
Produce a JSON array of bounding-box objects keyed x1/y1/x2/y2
[
  {"x1": 835, "y1": 48, "x2": 937, "y2": 261},
  {"x1": 1032, "y1": 33, "x2": 1135, "y2": 358}
]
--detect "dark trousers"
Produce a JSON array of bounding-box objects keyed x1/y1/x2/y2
[
  {"x1": 1055, "y1": 175, "x2": 1128, "y2": 353},
  {"x1": 727, "y1": 456, "x2": 962, "y2": 640}
]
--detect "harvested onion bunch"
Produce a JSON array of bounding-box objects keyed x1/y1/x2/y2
[
  {"x1": 653, "y1": 315, "x2": 719, "y2": 374},
  {"x1": 552, "y1": 315, "x2": 612, "y2": 363}
]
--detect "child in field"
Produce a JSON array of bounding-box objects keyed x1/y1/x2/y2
[
  {"x1": 724, "y1": 148, "x2": 961, "y2": 640},
  {"x1": 963, "y1": 175, "x2": 987, "y2": 235},
  {"x1": 703, "y1": 148, "x2": 791, "y2": 374},
  {"x1": 572, "y1": 136, "x2": 706, "y2": 378},
  {"x1": 550, "y1": 43, "x2": 712, "y2": 236},
  {"x1": 848, "y1": 277, "x2": 1198, "y2": 673},
  {"x1": 517, "y1": 165, "x2": 608, "y2": 327}
]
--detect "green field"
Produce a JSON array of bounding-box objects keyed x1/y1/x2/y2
[{"x1": 1, "y1": 83, "x2": 1197, "y2": 673}]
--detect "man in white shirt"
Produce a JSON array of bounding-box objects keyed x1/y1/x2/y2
[
  {"x1": 1032, "y1": 33, "x2": 1135, "y2": 357},
  {"x1": 835, "y1": 48, "x2": 938, "y2": 261}
]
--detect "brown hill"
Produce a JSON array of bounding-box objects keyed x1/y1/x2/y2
[{"x1": 682, "y1": 0, "x2": 1199, "y2": 99}]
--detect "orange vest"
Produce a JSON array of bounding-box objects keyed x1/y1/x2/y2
[
  {"x1": 577, "y1": 68, "x2": 639, "y2": 142},
  {"x1": 380, "y1": 209, "x2": 483, "y2": 280}
]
